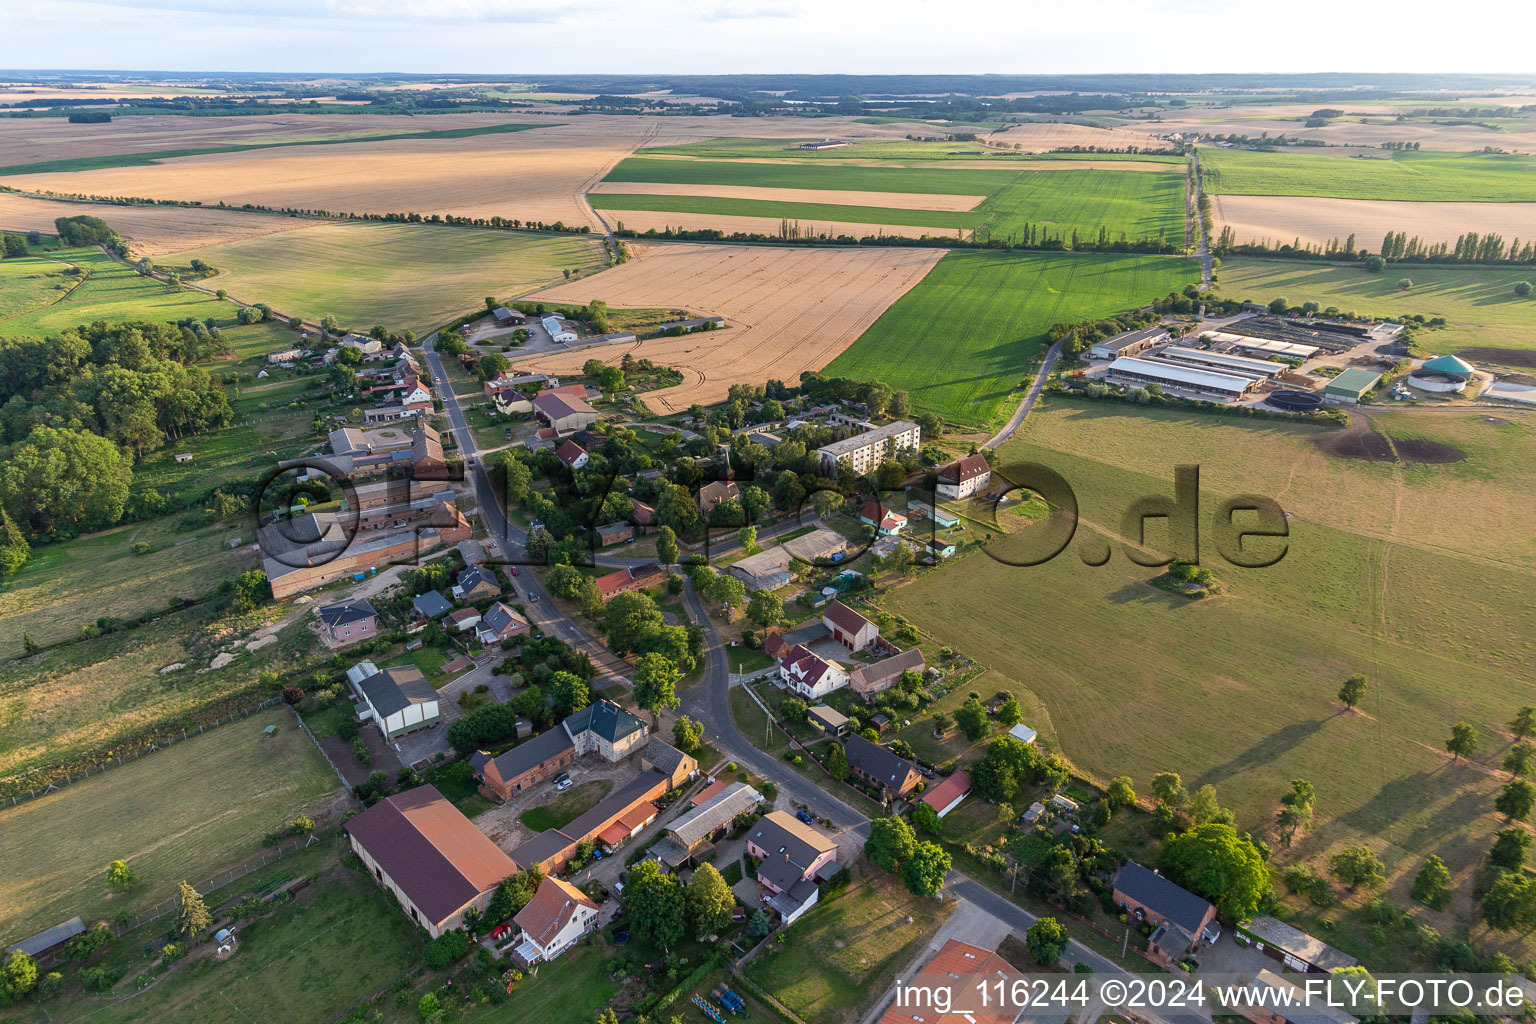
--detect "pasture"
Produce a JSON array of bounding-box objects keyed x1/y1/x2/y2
[
  {"x1": 886, "y1": 401, "x2": 1536, "y2": 960},
  {"x1": 0, "y1": 718, "x2": 343, "y2": 943},
  {"x1": 824, "y1": 251, "x2": 1197, "y2": 426},
  {"x1": 0, "y1": 246, "x2": 236, "y2": 337},
  {"x1": 1200, "y1": 148, "x2": 1536, "y2": 202},
  {"x1": 164, "y1": 221, "x2": 605, "y2": 331},
  {"x1": 1216, "y1": 258, "x2": 1536, "y2": 353}
]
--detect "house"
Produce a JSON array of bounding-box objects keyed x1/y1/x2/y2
[
  {"x1": 779, "y1": 645, "x2": 849, "y2": 700},
  {"x1": 446, "y1": 607, "x2": 481, "y2": 633},
  {"x1": 1008, "y1": 723, "x2": 1038, "y2": 745},
  {"x1": 823, "y1": 601, "x2": 879, "y2": 652},
  {"x1": 815, "y1": 420, "x2": 920, "y2": 476},
  {"x1": 659, "y1": 782, "x2": 763, "y2": 865},
  {"x1": 848, "y1": 647, "x2": 925, "y2": 702},
  {"x1": 876, "y1": 939, "x2": 1025, "y2": 1024},
  {"x1": 924, "y1": 539, "x2": 957, "y2": 560},
  {"x1": 452, "y1": 565, "x2": 502, "y2": 602},
  {"x1": 1239, "y1": 917, "x2": 1359, "y2": 974},
  {"x1": 563, "y1": 699, "x2": 649, "y2": 761},
  {"x1": 346, "y1": 786, "x2": 517, "y2": 938},
  {"x1": 905, "y1": 499, "x2": 959, "y2": 528},
  {"x1": 412, "y1": 590, "x2": 453, "y2": 620},
  {"x1": 541, "y1": 314, "x2": 577, "y2": 343},
  {"x1": 642, "y1": 739, "x2": 699, "y2": 788},
  {"x1": 350, "y1": 665, "x2": 442, "y2": 740},
  {"x1": 629, "y1": 498, "x2": 655, "y2": 532},
  {"x1": 697, "y1": 479, "x2": 740, "y2": 513},
  {"x1": 556, "y1": 439, "x2": 589, "y2": 470},
  {"x1": 920, "y1": 770, "x2": 971, "y2": 818},
  {"x1": 531, "y1": 389, "x2": 599, "y2": 435},
  {"x1": 492, "y1": 389, "x2": 533, "y2": 416},
  {"x1": 511, "y1": 876, "x2": 598, "y2": 964},
  {"x1": 1112, "y1": 862, "x2": 1217, "y2": 956},
  {"x1": 859, "y1": 501, "x2": 907, "y2": 536},
  {"x1": 844, "y1": 734, "x2": 921, "y2": 800},
  {"x1": 267, "y1": 348, "x2": 307, "y2": 364},
  {"x1": 475, "y1": 602, "x2": 531, "y2": 647},
  {"x1": 935, "y1": 454, "x2": 991, "y2": 501},
  {"x1": 338, "y1": 334, "x2": 384, "y2": 359},
  {"x1": 594, "y1": 563, "x2": 667, "y2": 602},
  {"x1": 807, "y1": 705, "x2": 849, "y2": 737},
  {"x1": 747, "y1": 810, "x2": 839, "y2": 924},
  {"x1": 1087, "y1": 325, "x2": 1169, "y2": 361},
  {"x1": 512, "y1": 771, "x2": 669, "y2": 872},
  {"x1": 597, "y1": 522, "x2": 634, "y2": 547},
  {"x1": 317, "y1": 598, "x2": 379, "y2": 643},
  {"x1": 470, "y1": 727, "x2": 580, "y2": 800},
  {"x1": 7, "y1": 917, "x2": 86, "y2": 961},
  {"x1": 763, "y1": 630, "x2": 791, "y2": 662}
]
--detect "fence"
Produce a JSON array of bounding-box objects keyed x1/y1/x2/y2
[
  {"x1": 287, "y1": 703, "x2": 357, "y2": 794},
  {"x1": 2, "y1": 697, "x2": 285, "y2": 808}
]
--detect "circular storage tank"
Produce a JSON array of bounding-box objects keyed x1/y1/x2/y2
[
  {"x1": 1407, "y1": 370, "x2": 1468, "y2": 393},
  {"x1": 1266, "y1": 390, "x2": 1324, "y2": 411}
]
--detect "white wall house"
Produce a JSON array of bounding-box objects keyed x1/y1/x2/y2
[
  {"x1": 513, "y1": 877, "x2": 600, "y2": 965},
  {"x1": 350, "y1": 664, "x2": 442, "y2": 740},
  {"x1": 541, "y1": 315, "x2": 578, "y2": 343}
]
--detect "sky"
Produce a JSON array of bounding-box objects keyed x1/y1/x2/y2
[{"x1": 4, "y1": 0, "x2": 1534, "y2": 76}]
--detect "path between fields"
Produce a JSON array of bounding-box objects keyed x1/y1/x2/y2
[{"x1": 982, "y1": 338, "x2": 1063, "y2": 449}]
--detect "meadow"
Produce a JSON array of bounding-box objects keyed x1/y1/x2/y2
[
  {"x1": 164, "y1": 221, "x2": 605, "y2": 331},
  {"x1": 886, "y1": 400, "x2": 1536, "y2": 961},
  {"x1": 0, "y1": 246, "x2": 236, "y2": 337},
  {"x1": 1200, "y1": 147, "x2": 1536, "y2": 202},
  {"x1": 1216, "y1": 258, "x2": 1536, "y2": 353},
  {"x1": 823, "y1": 251, "x2": 1197, "y2": 426},
  {"x1": 0, "y1": 718, "x2": 342, "y2": 942}
]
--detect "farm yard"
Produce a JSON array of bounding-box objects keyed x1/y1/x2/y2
[
  {"x1": 824, "y1": 250, "x2": 1197, "y2": 426},
  {"x1": 1211, "y1": 193, "x2": 1536, "y2": 251},
  {"x1": 0, "y1": 718, "x2": 344, "y2": 943},
  {"x1": 1200, "y1": 147, "x2": 1536, "y2": 202},
  {"x1": 163, "y1": 221, "x2": 605, "y2": 331},
  {"x1": 527, "y1": 241, "x2": 947, "y2": 410}
]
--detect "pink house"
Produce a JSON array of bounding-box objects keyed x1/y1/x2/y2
[{"x1": 745, "y1": 810, "x2": 839, "y2": 924}]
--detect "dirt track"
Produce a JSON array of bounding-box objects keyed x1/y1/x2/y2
[{"x1": 524, "y1": 241, "x2": 946, "y2": 411}]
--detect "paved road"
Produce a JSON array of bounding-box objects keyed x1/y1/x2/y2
[
  {"x1": 1192, "y1": 150, "x2": 1213, "y2": 289},
  {"x1": 983, "y1": 338, "x2": 1064, "y2": 450}
]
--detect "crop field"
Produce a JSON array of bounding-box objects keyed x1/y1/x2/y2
[
  {"x1": 0, "y1": 246, "x2": 236, "y2": 336},
  {"x1": 528, "y1": 242, "x2": 946, "y2": 410},
  {"x1": 0, "y1": 192, "x2": 326, "y2": 256},
  {"x1": 824, "y1": 251, "x2": 1197, "y2": 426},
  {"x1": 1200, "y1": 147, "x2": 1536, "y2": 202},
  {"x1": 887, "y1": 401, "x2": 1536, "y2": 960},
  {"x1": 605, "y1": 155, "x2": 1026, "y2": 195},
  {"x1": 164, "y1": 221, "x2": 604, "y2": 331},
  {"x1": 972, "y1": 168, "x2": 1186, "y2": 244},
  {"x1": 592, "y1": 192, "x2": 978, "y2": 230},
  {"x1": 0, "y1": 718, "x2": 343, "y2": 942},
  {"x1": 1216, "y1": 258, "x2": 1536, "y2": 353},
  {"x1": 592, "y1": 181, "x2": 988, "y2": 210},
  {"x1": 1212, "y1": 193, "x2": 1536, "y2": 251}
]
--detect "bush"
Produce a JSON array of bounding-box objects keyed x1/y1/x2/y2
[
  {"x1": 81, "y1": 966, "x2": 120, "y2": 991},
  {"x1": 423, "y1": 929, "x2": 470, "y2": 970}
]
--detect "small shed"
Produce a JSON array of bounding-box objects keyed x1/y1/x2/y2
[
  {"x1": 807, "y1": 705, "x2": 849, "y2": 738},
  {"x1": 1008, "y1": 723, "x2": 1038, "y2": 745},
  {"x1": 174, "y1": 453, "x2": 193, "y2": 463}
]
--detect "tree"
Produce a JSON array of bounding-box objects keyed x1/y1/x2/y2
[
  {"x1": 954, "y1": 698, "x2": 990, "y2": 741},
  {"x1": 747, "y1": 908, "x2": 773, "y2": 938},
  {"x1": 1446, "y1": 722, "x2": 1478, "y2": 761},
  {"x1": 478, "y1": 353, "x2": 511, "y2": 381},
  {"x1": 911, "y1": 800, "x2": 941, "y2": 835},
  {"x1": 175, "y1": 881, "x2": 211, "y2": 938},
  {"x1": 0, "y1": 509, "x2": 30, "y2": 576},
  {"x1": 1, "y1": 949, "x2": 38, "y2": 1003},
  {"x1": 746, "y1": 589, "x2": 785, "y2": 629},
  {"x1": 970, "y1": 736, "x2": 1038, "y2": 804},
  {"x1": 671, "y1": 715, "x2": 703, "y2": 756},
  {"x1": 902, "y1": 841, "x2": 951, "y2": 897},
  {"x1": 632, "y1": 652, "x2": 681, "y2": 726},
  {"x1": 685, "y1": 862, "x2": 734, "y2": 939},
  {"x1": 1330, "y1": 844, "x2": 1385, "y2": 890},
  {"x1": 1495, "y1": 780, "x2": 1536, "y2": 822},
  {"x1": 549, "y1": 671, "x2": 590, "y2": 718},
  {"x1": 707, "y1": 573, "x2": 747, "y2": 614},
  {"x1": 996, "y1": 693, "x2": 1022, "y2": 729},
  {"x1": 624, "y1": 859, "x2": 686, "y2": 950},
  {"x1": 1161, "y1": 824, "x2": 1270, "y2": 920},
  {"x1": 826, "y1": 742, "x2": 850, "y2": 780},
  {"x1": 1489, "y1": 827, "x2": 1532, "y2": 871},
  {"x1": 423, "y1": 929, "x2": 469, "y2": 969},
  {"x1": 737, "y1": 525, "x2": 757, "y2": 552},
  {"x1": 1107, "y1": 777, "x2": 1136, "y2": 810},
  {"x1": 418, "y1": 992, "x2": 441, "y2": 1023},
  {"x1": 1151, "y1": 771, "x2": 1186, "y2": 807},
  {"x1": 1, "y1": 426, "x2": 133, "y2": 539},
  {"x1": 865, "y1": 816, "x2": 917, "y2": 874},
  {"x1": 1511, "y1": 706, "x2": 1536, "y2": 741},
  {"x1": 486, "y1": 867, "x2": 544, "y2": 922},
  {"x1": 656, "y1": 525, "x2": 679, "y2": 565},
  {"x1": 1364, "y1": 255, "x2": 1386, "y2": 273},
  {"x1": 1188, "y1": 784, "x2": 1232, "y2": 826},
  {"x1": 1481, "y1": 872, "x2": 1536, "y2": 932},
  {"x1": 320, "y1": 314, "x2": 341, "y2": 336},
  {"x1": 1397, "y1": 278, "x2": 1413, "y2": 291},
  {"x1": 1026, "y1": 917, "x2": 1069, "y2": 966},
  {"x1": 107, "y1": 859, "x2": 138, "y2": 890},
  {"x1": 1338, "y1": 673, "x2": 1367, "y2": 709},
  {"x1": 1504, "y1": 742, "x2": 1535, "y2": 778},
  {"x1": 1411, "y1": 854, "x2": 1451, "y2": 910},
  {"x1": 545, "y1": 563, "x2": 586, "y2": 600},
  {"x1": 1514, "y1": 281, "x2": 1532, "y2": 298}
]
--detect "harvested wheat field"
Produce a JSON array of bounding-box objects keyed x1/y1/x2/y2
[
  {"x1": 0, "y1": 192, "x2": 312, "y2": 256},
  {"x1": 1213, "y1": 193, "x2": 1536, "y2": 249},
  {"x1": 589, "y1": 181, "x2": 987, "y2": 211},
  {"x1": 526, "y1": 242, "x2": 946, "y2": 410}
]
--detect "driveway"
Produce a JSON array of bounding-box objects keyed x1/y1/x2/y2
[{"x1": 475, "y1": 752, "x2": 642, "y2": 850}]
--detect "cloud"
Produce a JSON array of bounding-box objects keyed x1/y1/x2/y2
[{"x1": 66, "y1": 0, "x2": 582, "y2": 23}]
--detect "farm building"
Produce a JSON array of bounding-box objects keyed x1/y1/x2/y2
[
  {"x1": 261, "y1": 508, "x2": 468, "y2": 599},
  {"x1": 816, "y1": 420, "x2": 921, "y2": 476},
  {"x1": 808, "y1": 705, "x2": 850, "y2": 737},
  {"x1": 920, "y1": 770, "x2": 971, "y2": 819},
  {"x1": 1322, "y1": 368, "x2": 1382, "y2": 404},
  {"x1": 1408, "y1": 354, "x2": 1475, "y2": 393},
  {"x1": 1107, "y1": 356, "x2": 1257, "y2": 401},
  {"x1": 469, "y1": 726, "x2": 579, "y2": 800},
  {"x1": 350, "y1": 665, "x2": 441, "y2": 740},
  {"x1": 1112, "y1": 862, "x2": 1216, "y2": 955},
  {"x1": 798, "y1": 139, "x2": 850, "y2": 150},
  {"x1": 1008, "y1": 723, "x2": 1038, "y2": 745},
  {"x1": 657, "y1": 315, "x2": 725, "y2": 333},
  {"x1": 7, "y1": 918, "x2": 85, "y2": 961},
  {"x1": 512, "y1": 877, "x2": 598, "y2": 966},
  {"x1": 848, "y1": 647, "x2": 926, "y2": 703},
  {"x1": 1203, "y1": 332, "x2": 1319, "y2": 360},
  {"x1": 492, "y1": 306, "x2": 523, "y2": 325},
  {"x1": 935, "y1": 454, "x2": 992, "y2": 500},
  {"x1": 1158, "y1": 346, "x2": 1283, "y2": 379},
  {"x1": 844, "y1": 734, "x2": 921, "y2": 800},
  {"x1": 317, "y1": 598, "x2": 378, "y2": 643},
  {"x1": 594, "y1": 563, "x2": 667, "y2": 601},
  {"x1": 1230, "y1": 971, "x2": 1361, "y2": 1024},
  {"x1": 511, "y1": 770, "x2": 669, "y2": 871},
  {"x1": 905, "y1": 499, "x2": 959, "y2": 528},
  {"x1": 729, "y1": 548, "x2": 793, "y2": 591},
  {"x1": 657, "y1": 782, "x2": 763, "y2": 866},
  {"x1": 1088, "y1": 325, "x2": 1169, "y2": 361},
  {"x1": 1239, "y1": 917, "x2": 1359, "y2": 974},
  {"x1": 541, "y1": 315, "x2": 578, "y2": 343},
  {"x1": 597, "y1": 522, "x2": 635, "y2": 547},
  {"x1": 345, "y1": 786, "x2": 517, "y2": 938},
  {"x1": 823, "y1": 601, "x2": 879, "y2": 652}
]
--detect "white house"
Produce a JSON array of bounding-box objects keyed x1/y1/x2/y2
[
  {"x1": 541, "y1": 315, "x2": 577, "y2": 344},
  {"x1": 512, "y1": 877, "x2": 599, "y2": 965},
  {"x1": 348, "y1": 664, "x2": 441, "y2": 740},
  {"x1": 779, "y1": 645, "x2": 849, "y2": 700},
  {"x1": 935, "y1": 454, "x2": 992, "y2": 501}
]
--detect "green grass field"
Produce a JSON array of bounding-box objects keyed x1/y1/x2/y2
[
  {"x1": 0, "y1": 247, "x2": 236, "y2": 337},
  {"x1": 638, "y1": 137, "x2": 1186, "y2": 165},
  {"x1": 604, "y1": 156, "x2": 1024, "y2": 196},
  {"x1": 1200, "y1": 148, "x2": 1536, "y2": 202},
  {"x1": 0, "y1": 717, "x2": 342, "y2": 942},
  {"x1": 886, "y1": 400, "x2": 1536, "y2": 962},
  {"x1": 1216, "y1": 258, "x2": 1536, "y2": 353},
  {"x1": 164, "y1": 221, "x2": 605, "y2": 332},
  {"x1": 591, "y1": 192, "x2": 978, "y2": 230},
  {"x1": 972, "y1": 168, "x2": 1186, "y2": 245},
  {"x1": 824, "y1": 251, "x2": 1197, "y2": 426}
]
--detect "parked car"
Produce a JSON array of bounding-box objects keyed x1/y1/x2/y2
[
  {"x1": 555, "y1": 775, "x2": 573, "y2": 791},
  {"x1": 795, "y1": 810, "x2": 815, "y2": 825},
  {"x1": 510, "y1": 567, "x2": 521, "y2": 576}
]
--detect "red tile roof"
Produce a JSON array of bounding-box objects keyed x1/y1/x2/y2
[
  {"x1": 513, "y1": 876, "x2": 598, "y2": 947},
  {"x1": 557, "y1": 439, "x2": 588, "y2": 466},
  {"x1": 822, "y1": 600, "x2": 874, "y2": 637},
  {"x1": 920, "y1": 770, "x2": 971, "y2": 813},
  {"x1": 938, "y1": 454, "x2": 991, "y2": 484},
  {"x1": 877, "y1": 939, "x2": 1023, "y2": 1024},
  {"x1": 691, "y1": 779, "x2": 732, "y2": 807}
]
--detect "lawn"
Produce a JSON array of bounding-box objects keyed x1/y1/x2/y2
[
  {"x1": 0, "y1": 717, "x2": 342, "y2": 943},
  {"x1": 591, "y1": 192, "x2": 978, "y2": 231},
  {"x1": 163, "y1": 221, "x2": 606, "y2": 332},
  {"x1": 1200, "y1": 148, "x2": 1536, "y2": 202},
  {"x1": 884, "y1": 399, "x2": 1536, "y2": 963},
  {"x1": 476, "y1": 944, "x2": 618, "y2": 1023},
  {"x1": 744, "y1": 864, "x2": 952, "y2": 1024},
  {"x1": 1216, "y1": 258, "x2": 1536, "y2": 354},
  {"x1": 518, "y1": 778, "x2": 613, "y2": 832},
  {"x1": 0, "y1": 246, "x2": 236, "y2": 336},
  {"x1": 824, "y1": 250, "x2": 1198, "y2": 426}
]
